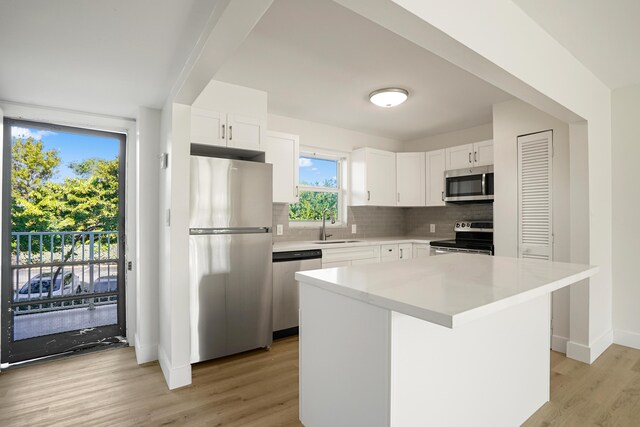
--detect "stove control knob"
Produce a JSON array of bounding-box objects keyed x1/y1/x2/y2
[
  {"x1": 455, "y1": 222, "x2": 460, "y2": 228},
  {"x1": 467, "y1": 222, "x2": 472, "y2": 228},
  {"x1": 461, "y1": 223, "x2": 465, "y2": 228}
]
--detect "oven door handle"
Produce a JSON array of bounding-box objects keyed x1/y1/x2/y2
[{"x1": 481, "y1": 173, "x2": 486, "y2": 195}]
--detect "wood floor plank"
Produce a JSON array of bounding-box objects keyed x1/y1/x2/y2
[{"x1": 1, "y1": 337, "x2": 639, "y2": 426}]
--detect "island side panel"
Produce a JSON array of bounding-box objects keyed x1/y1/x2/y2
[
  {"x1": 299, "y1": 282, "x2": 391, "y2": 427},
  {"x1": 390, "y1": 294, "x2": 551, "y2": 427}
]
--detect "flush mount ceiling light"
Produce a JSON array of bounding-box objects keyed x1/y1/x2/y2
[{"x1": 369, "y1": 88, "x2": 409, "y2": 108}]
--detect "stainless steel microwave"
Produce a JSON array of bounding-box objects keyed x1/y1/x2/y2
[{"x1": 444, "y1": 165, "x2": 494, "y2": 202}]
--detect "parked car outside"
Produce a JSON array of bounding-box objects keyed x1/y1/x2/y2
[
  {"x1": 15, "y1": 271, "x2": 80, "y2": 301},
  {"x1": 92, "y1": 275, "x2": 117, "y2": 293}
]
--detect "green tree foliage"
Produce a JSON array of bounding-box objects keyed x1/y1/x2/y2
[
  {"x1": 57, "y1": 158, "x2": 119, "y2": 231},
  {"x1": 11, "y1": 137, "x2": 119, "y2": 235},
  {"x1": 68, "y1": 158, "x2": 101, "y2": 178},
  {"x1": 289, "y1": 179, "x2": 338, "y2": 221},
  {"x1": 11, "y1": 137, "x2": 63, "y2": 233}
]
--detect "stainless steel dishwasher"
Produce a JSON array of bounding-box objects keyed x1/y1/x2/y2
[{"x1": 272, "y1": 249, "x2": 322, "y2": 339}]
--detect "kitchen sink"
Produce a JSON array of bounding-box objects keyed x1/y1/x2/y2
[{"x1": 314, "y1": 240, "x2": 363, "y2": 244}]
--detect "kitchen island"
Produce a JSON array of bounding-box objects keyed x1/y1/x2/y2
[{"x1": 295, "y1": 254, "x2": 598, "y2": 427}]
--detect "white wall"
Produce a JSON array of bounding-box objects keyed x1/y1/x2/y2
[
  {"x1": 268, "y1": 114, "x2": 401, "y2": 153},
  {"x1": 568, "y1": 121, "x2": 590, "y2": 351},
  {"x1": 492, "y1": 99, "x2": 571, "y2": 352},
  {"x1": 134, "y1": 107, "x2": 161, "y2": 363},
  {"x1": 401, "y1": 123, "x2": 493, "y2": 152},
  {"x1": 193, "y1": 80, "x2": 268, "y2": 120},
  {"x1": 612, "y1": 84, "x2": 640, "y2": 349},
  {"x1": 157, "y1": 101, "x2": 192, "y2": 389}
]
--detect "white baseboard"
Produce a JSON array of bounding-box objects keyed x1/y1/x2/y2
[
  {"x1": 614, "y1": 329, "x2": 640, "y2": 350},
  {"x1": 158, "y1": 345, "x2": 192, "y2": 390},
  {"x1": 551, "y1": 334, "x2": 568, "y2": 354},
  {"x1": 134, "y1": 333, "x2": 158, "y2": 364},
  {"x1": 566, "y1": 329, "x2": 613, "y2": 364}
]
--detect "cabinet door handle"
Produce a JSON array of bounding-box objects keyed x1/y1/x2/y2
[
  {"x1": 367, "y1": 190, "x2": 371, "y2": 201},
  {"x1": 441, "y1": 191, "x2": 444, "y2": 201},
  {"x1": 397, "y1": 192, "x2": 400, "y2": 203},
  {"x1": 221, "y1": 124, "x2": 225, "y2": 140},
  {"x1": 295, "y1": 185, "x2": 299, "y2": 198},
  {"x1": 469, "y1": 152, "x2": 472, "y2": 163},
  {"x1": 229, "y1": 125, "x2": 233, "y2": 140},
  {"x1": 474, "y1": 151, "x2": 478, "y2": 162},
  {"x1": 400, "y1": 248, "x2": 404, "y2": 259}
]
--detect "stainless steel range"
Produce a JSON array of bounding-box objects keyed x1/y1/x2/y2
[{"x1": 429, "y1": 221, "x2": 494, "y2": 256}]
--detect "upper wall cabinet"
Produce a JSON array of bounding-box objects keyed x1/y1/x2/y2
[
  {"x1": 425, "y1": 149, "x2": 446, "y2": 206},
  {"x1": 446, "y1": 143, "x2": 474, "y2": 170},
  {"x1": 351, "y1": 148, "x2": 396, "y2": 206},
  {"x1": 265, "y1": 131, "x2": 299, "y2": 204},
  {"x1": 191, "y1": 108, "x2": 225, "y2": 146},
  {"x1": 190, "y1": 80, "x2": 267, "y2": 151},
  {"x1": 473, "y1": 139, "x2": 494, "y2": 167},
  {"x1": 396, "y1": 152, "x2": 425, "y2": 207},
  {"x1": 446, "y1": 140, "x2": 494, "y2": 170}
]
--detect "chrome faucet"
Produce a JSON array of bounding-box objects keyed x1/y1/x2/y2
[{"x1": 320, "y1": 208, "x2": 336, "y2": 241}]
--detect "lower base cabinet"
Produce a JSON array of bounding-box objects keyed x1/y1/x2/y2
[
  {"x1": 322, "y1": 246, "x2": 381, "y2": 268},
  {"x1": 413, "y1": 243, "x2": 431, "y2": 258},
  {"x1": 322, "y1": 242, "x2": 429, "y2": 268},
  {"x1": 399, "y1": 243, "x2": 413, "y2": 260}
]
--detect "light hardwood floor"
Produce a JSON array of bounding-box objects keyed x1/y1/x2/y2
[{"x1": 1, "y1": 337, "x2": 639, "y2": 426}]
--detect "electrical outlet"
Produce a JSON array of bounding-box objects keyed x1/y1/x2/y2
[
  {"x1": 430, "y1": 224, "x2": 436, "y2": 233},
  {"x1": 352, "y1": 224, "x2": 357, "y2": 234},
  {"x1": 276, "y1": 224, "x2": 283, "y2": 236}
]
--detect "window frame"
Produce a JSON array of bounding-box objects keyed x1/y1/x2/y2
[{"x1": 289, "y1": 148, "x2": 348, "y2": 227}]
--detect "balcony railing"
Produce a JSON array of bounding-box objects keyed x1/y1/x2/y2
[{"x1": 10, "y1": 231, "x2": 119, "y2": 315}]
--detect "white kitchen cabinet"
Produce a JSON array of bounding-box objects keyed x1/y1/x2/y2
[
  {"x1": 446, "y1": 143, "x2": 474, "y2": 170},
  {"x1": 226, "y1": 114, "x2": 263, "y2": 151},
  {"x1": 413, "y1": 243, "x2": 431, "y2": 258},
  {"x1": 445, "y1": 140, "x2": 494, "y2": 170},
  {"x1": 190, "y1": 109, "x2": 265, "y2": 151},
  {"x1": 473, "y1": 139, "x2": 494, "y2": 167},
  {"x1": 322, "y1": 246, "x2": 381, "y2": 267},
  {"x1": 351, "y1": 257, "x2": 381, "y2": 266},
  {"x1": 399, "y1": 243, "x2": 413, "y2": 260},
  {"x1": 265, "y1": 131, "x2": 299, "y2": 204},
  {"x1": 351, "y1": 148, "x2": 397, "y2": 206},
  {"x1": 191, "y1": 80, "x2": 267, "y2": 151},
  {"x1": 380, "y1": 244, "x2": 399, "y2": 262},
  {"x1": 191, "y1": 108, "x2": 225, "y2": 147},
  {"x1": 323, "y1": 260, "x2": 351, "y2": 268},
  {"x1": 425, "y1": 149, "x2": 446, "y2": 206},
  {"x1": 396, "y1": 153, "x2": 425, "y2": 206}
]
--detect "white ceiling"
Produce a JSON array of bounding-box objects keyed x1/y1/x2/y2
[
  {"x1": 0, "y1": 0, "x2": 218, "y2": 118},
  {"x1": 214, "y1": 0, "x2": 513, "y2": 141},
  {"x1": 513, "y1": 0, "x2": 640, "y2": 90}
]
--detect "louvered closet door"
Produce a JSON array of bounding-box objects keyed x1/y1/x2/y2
[{"x1": 518, "y1": 131, "x2": 553, "y2": 260}]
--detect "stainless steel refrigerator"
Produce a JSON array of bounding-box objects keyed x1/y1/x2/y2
[{"x1": 189, "y1": 155, "x2": 273, "y2": 363}]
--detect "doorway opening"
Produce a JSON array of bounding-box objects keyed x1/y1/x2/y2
[{"x1": 1, "y1": 118, "x2": 126, "y2": 364}]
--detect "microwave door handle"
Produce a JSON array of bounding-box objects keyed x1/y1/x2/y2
[{"x1": 482, "y1": 173, "x2": 486, "y2": 195}]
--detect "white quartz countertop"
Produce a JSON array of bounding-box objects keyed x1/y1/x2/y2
[
  {"x1": 295, "y1": 253, "x2": 598, "y2": 328},
  {"x1": 272, "y1": 236, "x2": 445, "y2": 252}
]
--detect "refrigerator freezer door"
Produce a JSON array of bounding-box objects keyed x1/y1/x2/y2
[
  {"x1": 190, "y1": 156, "x2": 273, "y2": 229},
  {"x1": 189, "y1": 232, "x2": 273, "y2": 363}
]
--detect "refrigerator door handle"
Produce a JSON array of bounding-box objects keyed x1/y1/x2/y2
[{"x1": 190, "y1": 227, "x2": 272, "y2": 235}]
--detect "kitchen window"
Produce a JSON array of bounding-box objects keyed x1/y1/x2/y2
[{"x1": 289, "y1": 150, "x2": 346, "y2": 225}]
